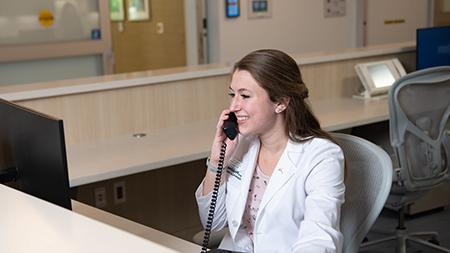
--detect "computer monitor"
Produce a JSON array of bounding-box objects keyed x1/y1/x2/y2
[
  {"x1": 0, "y1": 98, "x2": 71, "y2": 209},
  {"x1": 416, "y1": 25, "x2": 450, "y2": 70}
]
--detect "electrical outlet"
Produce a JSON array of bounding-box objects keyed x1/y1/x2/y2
[
  {"x1": 113, "y1": 181, "x2": 126, "y2": 204},
  {"x1": 94, "y1": 187, "x2": 107, "y2": 208}
]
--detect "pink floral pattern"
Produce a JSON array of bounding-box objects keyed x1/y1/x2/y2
[{"x1": 242, "y1": 165, "x2": 270, "y2": 240}]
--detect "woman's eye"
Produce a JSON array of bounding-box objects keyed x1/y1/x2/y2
[
  {"x1": 241, "y1": 94, "x2": 250, "y2": 99},
  {"x1": 228, "y1": 93, "x2": 235, "y2": 98}
]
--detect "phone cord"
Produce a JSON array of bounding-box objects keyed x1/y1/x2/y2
[{"x1": 201, "y1": 141, "x2": 227, "y2": 253}]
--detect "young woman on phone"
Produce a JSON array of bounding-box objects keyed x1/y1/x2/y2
[{"x1": 195, "y1": 49, "x2": 345, "y2": 253}]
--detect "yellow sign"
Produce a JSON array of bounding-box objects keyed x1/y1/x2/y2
[
  {"x1": 39, "y1": 10, "x2": 54, "y2": 27},
  {"x1": 384, "y1": 19, "x2": 405, "y2": 25}
]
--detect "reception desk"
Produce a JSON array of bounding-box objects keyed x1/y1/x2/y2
[{"x1": 0, "y1": 42, "x2": 423, "y2": 249}]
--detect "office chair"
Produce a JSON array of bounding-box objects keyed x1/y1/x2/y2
[
  {"x1": 333, "y1": 133, "x2": 393, "y2": 253},
  {"x1": 361, "y1": 66, "x2": 450, "y2": 253}
]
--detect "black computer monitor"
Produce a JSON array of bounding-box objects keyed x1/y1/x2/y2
[
  {"x1": 416, "y1": 25, "x2": 450, "y2": 70},
  {"x1": 0, "y1": 98, "x2": 71, "y2": 209}
]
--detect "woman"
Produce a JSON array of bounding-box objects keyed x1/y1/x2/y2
[{"x1": 196, "y1": 49, "x2": 345, "y2": 252}]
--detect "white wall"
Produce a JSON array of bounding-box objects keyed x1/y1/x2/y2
[
  {"x1": 364, "y1": 0, "x2": 430, "y2": 46},
  {"x1": 184, "y1": 0, "x2": 199, "y2": 66},
  {"x1": 207, "y1": 0, "x2": 358, "y2": 64}
]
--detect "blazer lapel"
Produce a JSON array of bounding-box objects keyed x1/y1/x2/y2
[
  {"x1": 228, "y1": 138, "x2": 260, "y2": 238},
  {"x1": 257, "y1": 140, "x2": 305, "y2": 217}
]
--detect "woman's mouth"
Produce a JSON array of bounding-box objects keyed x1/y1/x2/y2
[{"x1": 236, "y1": 115, "x2": 248, "y2": 124}]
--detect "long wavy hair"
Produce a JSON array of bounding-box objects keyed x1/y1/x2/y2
[{"x1": 233, "y1": 49, "x2": 334, "y2": 143}]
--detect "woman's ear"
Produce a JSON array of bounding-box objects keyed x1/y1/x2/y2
[{"x1": 275, "y1": 97, "x2": 290, "y2": 113}]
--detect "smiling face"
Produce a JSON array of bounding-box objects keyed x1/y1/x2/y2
[{"x1": 228, "y1": 70, "x2": 286, "y2": 138}]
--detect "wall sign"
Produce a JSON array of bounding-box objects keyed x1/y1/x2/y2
[
  {"x1": 38, "y1": 9, "x2": 54, "y2": 27},
  {"x1": 225, "y1": 0, "x2": 240, "y2": 18},
  {"x1": 248, "y1": 0, "x2": 272, "y2": 19},
  {"x1": 127, "y1": 0, "x2": 150, "y2": 21},
  {"x1": 109, "y1": 0, "x2": 125, "y2": 21},
  {"x1": 324, "y1": 0, "x2": 346, "y2": 18}
]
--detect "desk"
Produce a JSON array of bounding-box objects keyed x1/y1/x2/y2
[
  {"x1": 0, "y1": 184, "x2": 200, "y2": 253},
  {"x1": 312, "y1": 97, "x2": 388, "y2": 131},
  {"x1": 68, "y1": 97, "x2": 388, "y2": 187}
]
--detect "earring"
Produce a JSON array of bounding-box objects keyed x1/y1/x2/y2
[{"x1": 275, "y1": 107, "x2": 284, "y2": 113}]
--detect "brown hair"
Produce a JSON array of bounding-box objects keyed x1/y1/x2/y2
[{"x1": 233, "y1": 49, "x2": 334, "y2": 143}]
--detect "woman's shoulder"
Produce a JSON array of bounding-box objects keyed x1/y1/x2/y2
[{"x1": 292, "y1": 136, "x2": 343, "y2": 156}]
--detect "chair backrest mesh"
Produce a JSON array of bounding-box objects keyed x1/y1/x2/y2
[
  {"x1": 333, "y1": 133, "x2": 392, "y2": 253},
  {"x1": 389, "y1": 66, "x2": 450, "y2": 191}
]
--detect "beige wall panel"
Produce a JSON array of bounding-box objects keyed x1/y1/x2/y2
[{"x1": 17, "y1": 75, "x2": 230, "y2": 144}]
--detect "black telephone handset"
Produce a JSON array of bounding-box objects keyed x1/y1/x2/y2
[{"x1": 223, "y1": 112, "x2": 238, "y2": 140}]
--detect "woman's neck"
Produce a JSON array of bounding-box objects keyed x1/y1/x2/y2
[
  {"x1": 259, "y1": 133, "x2": 288, "y2": 154},
  {"x1": 257, "y1": 121, "x2": 289, "y2": 177},
  {"x1": 259, "y1": 117, "x2": 289, "y2": 153}
]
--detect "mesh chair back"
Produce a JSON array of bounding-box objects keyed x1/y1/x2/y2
[
  {"x1": 389, "y1": 66, "x2": 450, "y2": 191},
  {"x1": 333, "y1": 133, "x2": 392, "y2": 253}
]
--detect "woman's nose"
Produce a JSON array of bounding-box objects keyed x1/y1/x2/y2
[{"x1": 229, "y1": 97, "x2": 240, "y2": 111}]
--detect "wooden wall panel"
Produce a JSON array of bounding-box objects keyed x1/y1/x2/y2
[
  {"x1": 17, "y1": 75, "x2": 230, "y2": 144},
  {"x1": 73, "y1": 159, "x2": 206, "y2": 238}
]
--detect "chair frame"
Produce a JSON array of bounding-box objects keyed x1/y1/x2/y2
[{"x1": 361, "y1": 66, "x2": 450, "y2": 253}]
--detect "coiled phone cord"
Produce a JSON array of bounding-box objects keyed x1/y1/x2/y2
[{"x1": 201, "y1": 141, "x2": 227, "y2": 253}]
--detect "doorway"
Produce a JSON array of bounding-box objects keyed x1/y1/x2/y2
[{"x1": 110, "y1": 0, "x2": 186, "y2": 73}]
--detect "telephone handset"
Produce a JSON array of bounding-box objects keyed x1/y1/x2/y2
[
  {"x1": 223, "y1": 112, "x2": 238, "y2": 140},
  {"x1": 201, "y1": 112, "x2": 241, "y2": 253}
]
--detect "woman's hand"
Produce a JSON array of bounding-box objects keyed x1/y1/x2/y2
[{"x1": 209, "y1": 109, "x2": 239, "y2": 168}]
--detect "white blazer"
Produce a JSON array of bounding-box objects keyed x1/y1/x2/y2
[{"x1": 196, "y1": 135, "x2": 345, "y2": 253}]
